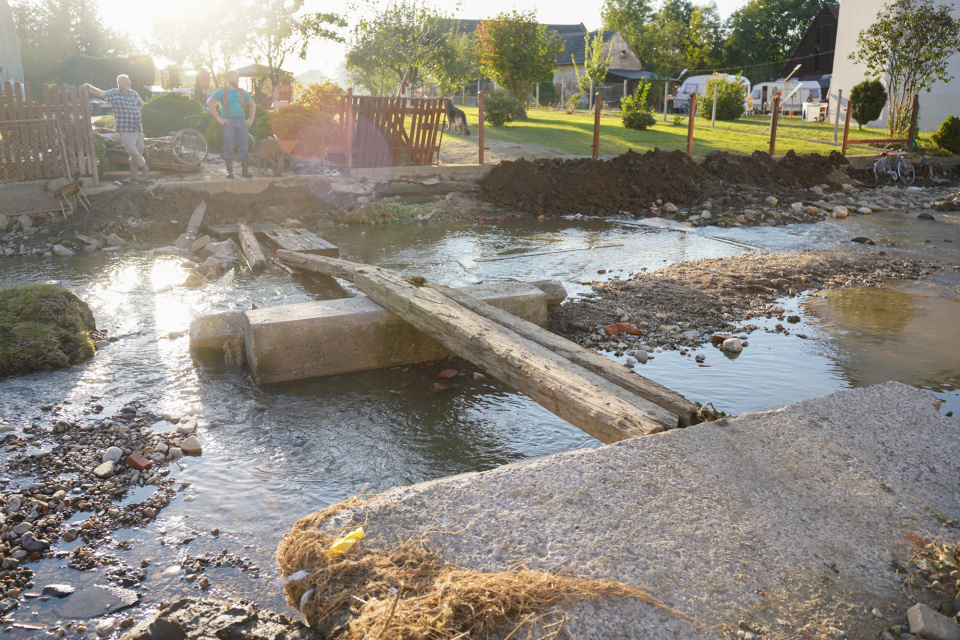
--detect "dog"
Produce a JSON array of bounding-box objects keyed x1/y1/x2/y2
[{"x1": 445, "y1": 100, "x2": 470, "y2": 135}]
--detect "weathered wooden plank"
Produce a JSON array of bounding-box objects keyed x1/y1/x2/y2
[
  {"x1": 276, "y1": 250, "x2": 359, "y2": 280},
  {"x1": 208, "y1": 222, "x2": 281, "y2": 236},
  {"x1": 353, "y1": 265, "x2": 670, "y2": 443},
  {"x1": 433, "y1": 283, "x2": 698, "y2": 427},
  {"x1": 261, "y1": 228, "x2": 338, "y2": 256},
  {"x1": 238, "y1": 224, "x2": 267, "y2": 273},
  {"x1": 186, "y1": 201, "x2": 207, "y2": 237}
]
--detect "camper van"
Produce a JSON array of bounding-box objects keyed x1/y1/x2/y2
[
  {"x1": 673, "y1": 74, "x2": 751, "y2": 114},
  {"x1": 750, "y1": 80, "x2": 822, "y2": 114}
]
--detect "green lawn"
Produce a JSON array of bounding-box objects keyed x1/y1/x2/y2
[{"x1": 454, "y1": 106, "x2": 940, "y2": 158}]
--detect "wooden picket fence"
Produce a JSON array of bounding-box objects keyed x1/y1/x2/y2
[
  {"x1": 282, "y1": 91, "x2": 446, "y2": 169},
  {"x1": 0, "y1": 81, "x2": 98, "y2": 184}
]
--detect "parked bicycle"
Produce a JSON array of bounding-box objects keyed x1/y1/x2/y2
[
  {"x1": 873, "y1": 151, "x2": 914, "y2": 185},
  {"x1": 141, "y1": 115, "x2": 209, "y2": 166}
]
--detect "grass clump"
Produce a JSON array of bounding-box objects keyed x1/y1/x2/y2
[
  {"x1": 340, "y1": 197, "x2": 441, "y2": 225},
  {"x1": 0, "y1": 284, "x2": 97, "y2": 376},
  {"x1": 277, "y1": 496, "x2": 692, "y2": 639}
]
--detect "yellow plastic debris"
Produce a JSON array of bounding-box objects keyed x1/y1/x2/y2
[{"x1": 329, "y1": 527, "x2": 365, "y2": 554}]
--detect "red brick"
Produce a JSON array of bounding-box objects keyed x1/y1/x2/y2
[{"x1": 126, "y1": 452, "x2": 153, "y2": 471}]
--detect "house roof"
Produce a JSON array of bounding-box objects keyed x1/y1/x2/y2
[
  {"x1": 447, "y1": 19, "x2": 586, "y2": 36},
  {"x1": 607, "y1": 69, "x2": 656, "y2": 80},
  {"x1": 556, "y1": 29, "x2": 619, "y2": 65}
]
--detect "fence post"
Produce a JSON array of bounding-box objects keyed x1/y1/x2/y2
[
  {"x1": 711, "y1": 83, "x2": 717, "y2": 128},
  {"x1": 906, "y1": 93, "x2": 920, "y2": 150},
  {"x1": 663, "y1": 82, "x2": 669, "y2": 122},
  {"x1": 346, "y1": 88, "x2": 354, "y2": 171},
  {"x1": 623, "y1": 79, "x2": 627, "y2": 101},
  {"x1": 769, "y1": 96, "x2": 781, "y2": 156},
  {"x1": 589, "y1": 78, "x2": 594, "y2": 111},
  {"x1": 592, "y1": 92, "x2": 601, "y2": 160},
  {"x1": 833, "y1": 89, "x2": 842, "y2": 143},
  {"x1": 686, "y1": 93, "x2": 696, "y2": 156},
  {"x1": 535, "y1": 83, "x2": 539, "y2": 108},
  {"x1": 478, "y1": 90, "x2": 485, "y2": 165},
  {"x1": 841, "y1": 98, "x2": 852, "y2": 156}
]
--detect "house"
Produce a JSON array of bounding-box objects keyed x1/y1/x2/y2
[
  {"x1": 553, "y1": 28, "x2": 650, "y2": 104},
  {"x1": 0, "y1": 0, "x2": 25, "y2": 86},
  {"x1": 779, "y1": 2, "x2": 838, "y2": 93},
  {"x1": 828, "y1": 0, "x2": 960, "y2": 132}
]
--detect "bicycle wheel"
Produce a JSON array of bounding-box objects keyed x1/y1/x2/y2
[
  {"x1": 172, "y1": 129, "x2": 208, "y2": 165},
  {"x1": 897, "y1": 158, "x2": 915, "y2": 185},
  {"x1": 874, "y1": 158, "x2": 891, "y2": 185}
]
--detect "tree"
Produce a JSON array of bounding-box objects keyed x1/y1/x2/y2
[
  {"x1": 724, "y1": 0, "x2": 820, "y2": 83},
  {"x1": 428, "y1": 31, "x2": 481, "y2": 97},
  {"x1": 574, "y1": 32, "x2": 613, "y2": 111},
  {"x1": 851, "y1": 0, "x2": 960, "y2": 138},
  {"x1": 601, "y1": 0, "x2": 654, "y2": 61},
  {"x1": 11, "y1": 0, "x2": 133, "y2": 83},
  {"x1": 346, "y1": 0, "x2": 451, "y2": 96},
  {"x1": 246, "y1": 0, "x2": 346, "y2": 110},
  {"x1": 477, "y1": 10, "x2": 563, "y2": 119},
  {"x1": 849, "y1": 78, "x2": 887, "y2": 130},
  {"x1": 294, "y1": 80, "x2": 346, "y2": 109},
  {"x1": 700, "y1": 74, "x2": 747, "y2": 120}
]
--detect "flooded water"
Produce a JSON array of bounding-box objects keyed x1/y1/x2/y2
[{"x1": 0, "y1": 206, "x2": 958, "y2": 632}]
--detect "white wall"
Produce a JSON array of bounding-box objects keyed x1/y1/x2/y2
[
  {"x1": 829, "y1": 0, "x2": 960, "y2": 132},
  {"x1": 0, "y1": 0, "x2": 25, "y2": 86}
]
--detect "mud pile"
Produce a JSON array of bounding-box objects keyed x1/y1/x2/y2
[{"x1": 480, "y1": 149, "x2": 850, "y2": 216}]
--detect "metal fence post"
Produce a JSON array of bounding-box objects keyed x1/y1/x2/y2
[
  {"x1": 663, "y1": 82, "x2": 669, "y2": 122},
  {"x1": 478, "y1": 90, "x2": 485, "y2": 165},
  {"x1": 592, "y1": 92, "x2": 601, "y2": 160},
  {"x1": 711, "y1": 83, "x2": 717, "y2": 128},
  {"x1": 833, "y1": 89, "x2": 842, "y2": 143},
  {"x1": 346, "y1": 88, "x2": 353, "y2": 171},
  {"x1": 686, "y1": 93, "x2": 697, "y2": 156}
]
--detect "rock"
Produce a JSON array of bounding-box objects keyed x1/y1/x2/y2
[
  {"x1": 765, "y1": 196, "x2": 778, "y2": 207},
  {"x1": 174, "y1": 233, "x2": 193, "y2": 250},
  {"x1": 841, "y1": 183, "x2": 854, "y2": 191},
  {"x1": 12, "y1": 522, "x2": 33, "y2": 536},
  {"x1": 6, "y1": 496, "x2": 21, "y2": 513},
  {"x1": 190, "y1": 235, "x2": 211, "y2": 255},
  {"x1": 126, "y1": 452, "x2": 153, "y2": 471},
  {"x1": 0, "y1": 598, "x2": 18, "y2": 616},
  {"x1": 790, "y1": 202, "x2": 804, "y2": 211},
  {"x1": 812, "y1": 186, "x2": 825, "y2": 195},
  {"x1": 701, "y1": 210, "x2": 712, "y2": 219},
  {"x1": 906, "y1": 603, "x2": 960, "y2": 640},
  {"x1": 176, "y1": 419, "x2": 196, "y2": 436},
  {"x1": 41, "y1": 584, "x2": 75, "y2": 598},
  {"x1": 106, "y1": 233, "x2": 127, "y2": 247},
  {"x1": 94, "y1": 460, "x2": 116, "y2": 478},
  {"x1": 198, "y1": 576, "x2": 210, "y2": 589},
  {"x1": 20, "y1": 531, "x2": 50, "y2": 552},
  {"x1": 851, "y1": 237, "x2": 875, "y2": 245},
  {"x1": 52, "y1": 244, "x2": 74, "y2": 257},
  {"x1": 280, "y1": 218, "x2": 303, "y2": 229},
  {"x1": 636, "y1": 350, "x2": 648, "y2": 364},
  {"x1": 832, "y1": 206, "x2": 848, "y2": 218},
  {"x1": 180, "y1": 436, "x2": 202, "y2": 456},
  {"x1": 53, "y1": 585, "x2": 139, "y2": 619},
  {"x1": 63, "y1": 528, "x2": 80, "y2": 542},
  {"x1": 0, "y1": 213, "x2": 7, "y2": 231},
  {"x1": 201, "y1": 240, "x2": 235, "y2": 257},
  {"x1": 103, "y1": 446, "x2": 123, "y2": 463},
  {"x1": 857, "y1": 207, "x2": 873, "y2": 215},
  {"x1": 437, "y1": 368, "x2": 458, "y2": 379},
  {"x1": 94, "y1": 339, "x2": 110, "y2": 349},
  {"x1": 663, "y1": 202, "x2": 678, "y2": 213},
  {"x1": 721, "y1": 338, "x2": 743, "y2": 353},
  {"x1": 96, "y1": 618, "x2": 116, "y2": 637},
  {"x1": 167, "y1": 447, "x2": 183, "y2": 460},
  {"x1": 17, "y1": 214, "x2": 34, "y2": 230},
  {"x1": 120, "y1": 618, "x2": 187, "y2": 640},
  {"x1": 918, "y1": 212, "x2": 936, "y2": 221}
]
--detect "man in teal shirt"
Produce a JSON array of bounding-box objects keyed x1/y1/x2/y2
[{"x1": 206, "y1": 70, "x2": 256, "y2": 178}]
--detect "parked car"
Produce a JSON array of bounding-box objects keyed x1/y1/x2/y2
[{"x1": 673, "y1": 74, "x2": 752, "y2": 115}]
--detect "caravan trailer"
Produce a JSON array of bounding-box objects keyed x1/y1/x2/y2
[
  {"x1": 750, "y1": 80, "x2": 822, "y2": 114},
  {"x1": 673, "y1": 74, "x2": 752, "y2": 115}
]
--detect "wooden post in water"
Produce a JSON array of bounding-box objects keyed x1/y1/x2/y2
[
  {"x1": 592, "y1": 92, "x2": 601, "y2": 159},
  {"x1": 238, "y1": 224, "x2": 266, "y2": 273},
  {"x1": 686, "y1": 93, "x2": 696, "y2": 156}
]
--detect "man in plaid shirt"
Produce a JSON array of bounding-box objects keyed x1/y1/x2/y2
[{"x1": 83, "y1": 75, "x2": 150, "y2": 182}]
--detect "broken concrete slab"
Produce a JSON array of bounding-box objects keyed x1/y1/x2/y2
[
  {"x1": 304, "y1": 381, "x2": 960, "y2": 639},
  {"x1": 908, "y1": 603, "x2": 960, "y2": 640}
]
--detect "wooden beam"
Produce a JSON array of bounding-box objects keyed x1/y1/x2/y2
[
  {"x1": 238, "y1": 224, "x2": 267, "y2": 273},
  {"x1": 276, "y1": 251, "x2": 362, "y2": 281},
  {"x1": 432, "y1": 283, "x2": 698, "y2": 427},
  {"x1": 352, "y1": 265, "x2": 670, "y2": 443},
  {"x1": 186, "y1": 201, "x2": 207, "y2": 237}
]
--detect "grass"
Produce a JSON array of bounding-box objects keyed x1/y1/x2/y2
[
  {"x1": 450, "y1": 106, "x2": 944, "y2": 159},
  {"x1": 337, "y1": 197, "x2": 446, "y2": 225},
  {"x1": 0, "y1": 284, "x2": 96, "y2": 376}
]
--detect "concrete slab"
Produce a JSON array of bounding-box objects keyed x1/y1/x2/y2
[
  {"x1": 189, "y1": 311, "x2": 245, "y2": 350},
  {"x1": 241, "y1": 282, "x2": 554, "y2": 384},
  {"x1": 305, "y1": 381, "x2": 960, "y2": 639}
]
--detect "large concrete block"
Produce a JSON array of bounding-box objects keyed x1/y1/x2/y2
[
  {"x1": 245, "y1": 282, "x2": 555, "y2": 384},
  {"x1": 908, "y1": 603, "x2": 960, "y2": 640},
  {"x1": 190, "y1": 311, "x2": 245, "y2": 349}
]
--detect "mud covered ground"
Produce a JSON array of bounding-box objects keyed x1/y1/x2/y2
[{"x1": 480, "y1": 149, "x2": 958, "y2": 216}]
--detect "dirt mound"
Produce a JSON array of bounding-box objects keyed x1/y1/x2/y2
[{"x1": 480, "y1": 149, "x2": 850, "y2": 216}]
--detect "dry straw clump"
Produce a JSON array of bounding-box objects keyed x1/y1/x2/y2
[{"x1": 277, "y1": 495, "x2": 691, "y2": 639}]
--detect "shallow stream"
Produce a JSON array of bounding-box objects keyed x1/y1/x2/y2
[{"x1": 0, "y1": 205, "x2": 958, "y2": 633}]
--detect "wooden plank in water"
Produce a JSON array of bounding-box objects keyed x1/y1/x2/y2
[
  {"x1": 186, "y1": 201, "x2": 207, "y2": 237},
  {"x1": 207, "y1": 222, "x2": 281, "y2": 236},
  {"x1": 276, "y1": 251, "x2": 360, "y2": 280},
  {"x1": 238, "y1": 224, "x2": 267, "y2": 273},
  {"x1": 353, "y1": 265, "x2": 672, "y2": 443},
  {"x1": 261, "y1": 228, "x2": 339, "y2": 257}
]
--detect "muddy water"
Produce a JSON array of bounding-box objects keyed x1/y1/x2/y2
[{"x1": 0, "y1": 209, "x2": 958, "y2": 632}]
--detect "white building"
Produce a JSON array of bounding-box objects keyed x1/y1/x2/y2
[
  {"x1": 829, "y1": 0, "x2": 960, "y2": 132},
  {"x1": 0, "y1": 0, "x2": 24, "y2": 86}
]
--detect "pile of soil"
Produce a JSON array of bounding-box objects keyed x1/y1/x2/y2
[{"x1": 481, "y1": 149, "x2": 851, "y2": 216}]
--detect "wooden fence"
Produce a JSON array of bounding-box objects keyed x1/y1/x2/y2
[
  {"x1": 0, "y1": 81, "x2": 98, "y2": 184},
  {"x1": 279, "y1": 91, "x2": 446, "y2": 169}
]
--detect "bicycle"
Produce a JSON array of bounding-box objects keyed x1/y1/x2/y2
[
  {"x1": 873, "y1": 151, "x2": 915, "y2": 186},
  {"x1": 140, "y1": 115, "x2": 209, "y2": 166}
]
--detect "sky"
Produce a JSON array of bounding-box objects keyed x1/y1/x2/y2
[{"x1": 97, "y1": 0, "x2": 746, "y2": 79}]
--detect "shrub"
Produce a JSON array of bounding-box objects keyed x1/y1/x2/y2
[
  {"x1": 930, "y1": 115, "x2": 960, "y2": 154},
  {"x1": 92, "y1": 131, "x2": 112, "y2": 177},
  {"x1": 699, "y1": 75, "x2": 747, "y2": 120},
  {"x1": 849, "y1": 78, "x2": 887, "y2": 130},
  {"x1": 565, "y1": 91, "x2": 584, "y2": 114},
  {"x1": 537, "y1": 81, "x2": 556, "y2": 108},
  {"x1": 621, "y1": 82, "x2": 656, "y2": 130},
  {"x1": 484, "y1": 91, "x2": 523, "y2": 126},
  {"x1": 295, "y1": 81, "x2": 346, "y2": 110},
  {"x1": 141, "y1": 92, "x2": 204, "y2": 137}
]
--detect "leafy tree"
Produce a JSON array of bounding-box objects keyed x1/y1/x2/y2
[
  {"x1": 246, "y1": 0, "x2": 346, "y2": 110},
  {"x1": 851, "y1": 0, "x2": 960, "y2": 138},
  {"x1": 601, "y1": 0, "x2": 654, "y2": 53},
  {"x1": 724, "y1": 0, "x2": 820, "y2": 83},
  {"x1": 428, "y1": 31, "x2": 481, "y2": 97},
  {"x1": 849, "y1": 78, "x2": 887, "y2": 130},
  {"x1": 11, "y1": 0, "x2": 133, "y2": 84},
  {"x1": 477, "y1": 10, "x2": 563, "y2": 119},
  {"x1": 346, "y1": 0, "x2": 451, "y2": 96},
  {"x1": 621, "y1": 81, "x2": 656, "y2": 130},
  {"x1": 294, "y1": 80, "x2": 346, "y2": 109},
  {"x1": 574, "y1": 32, "x2": 613, "y2": 111},
  {"x1": 699, "y1": 74, "x2": 747, "y2": 120}
]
